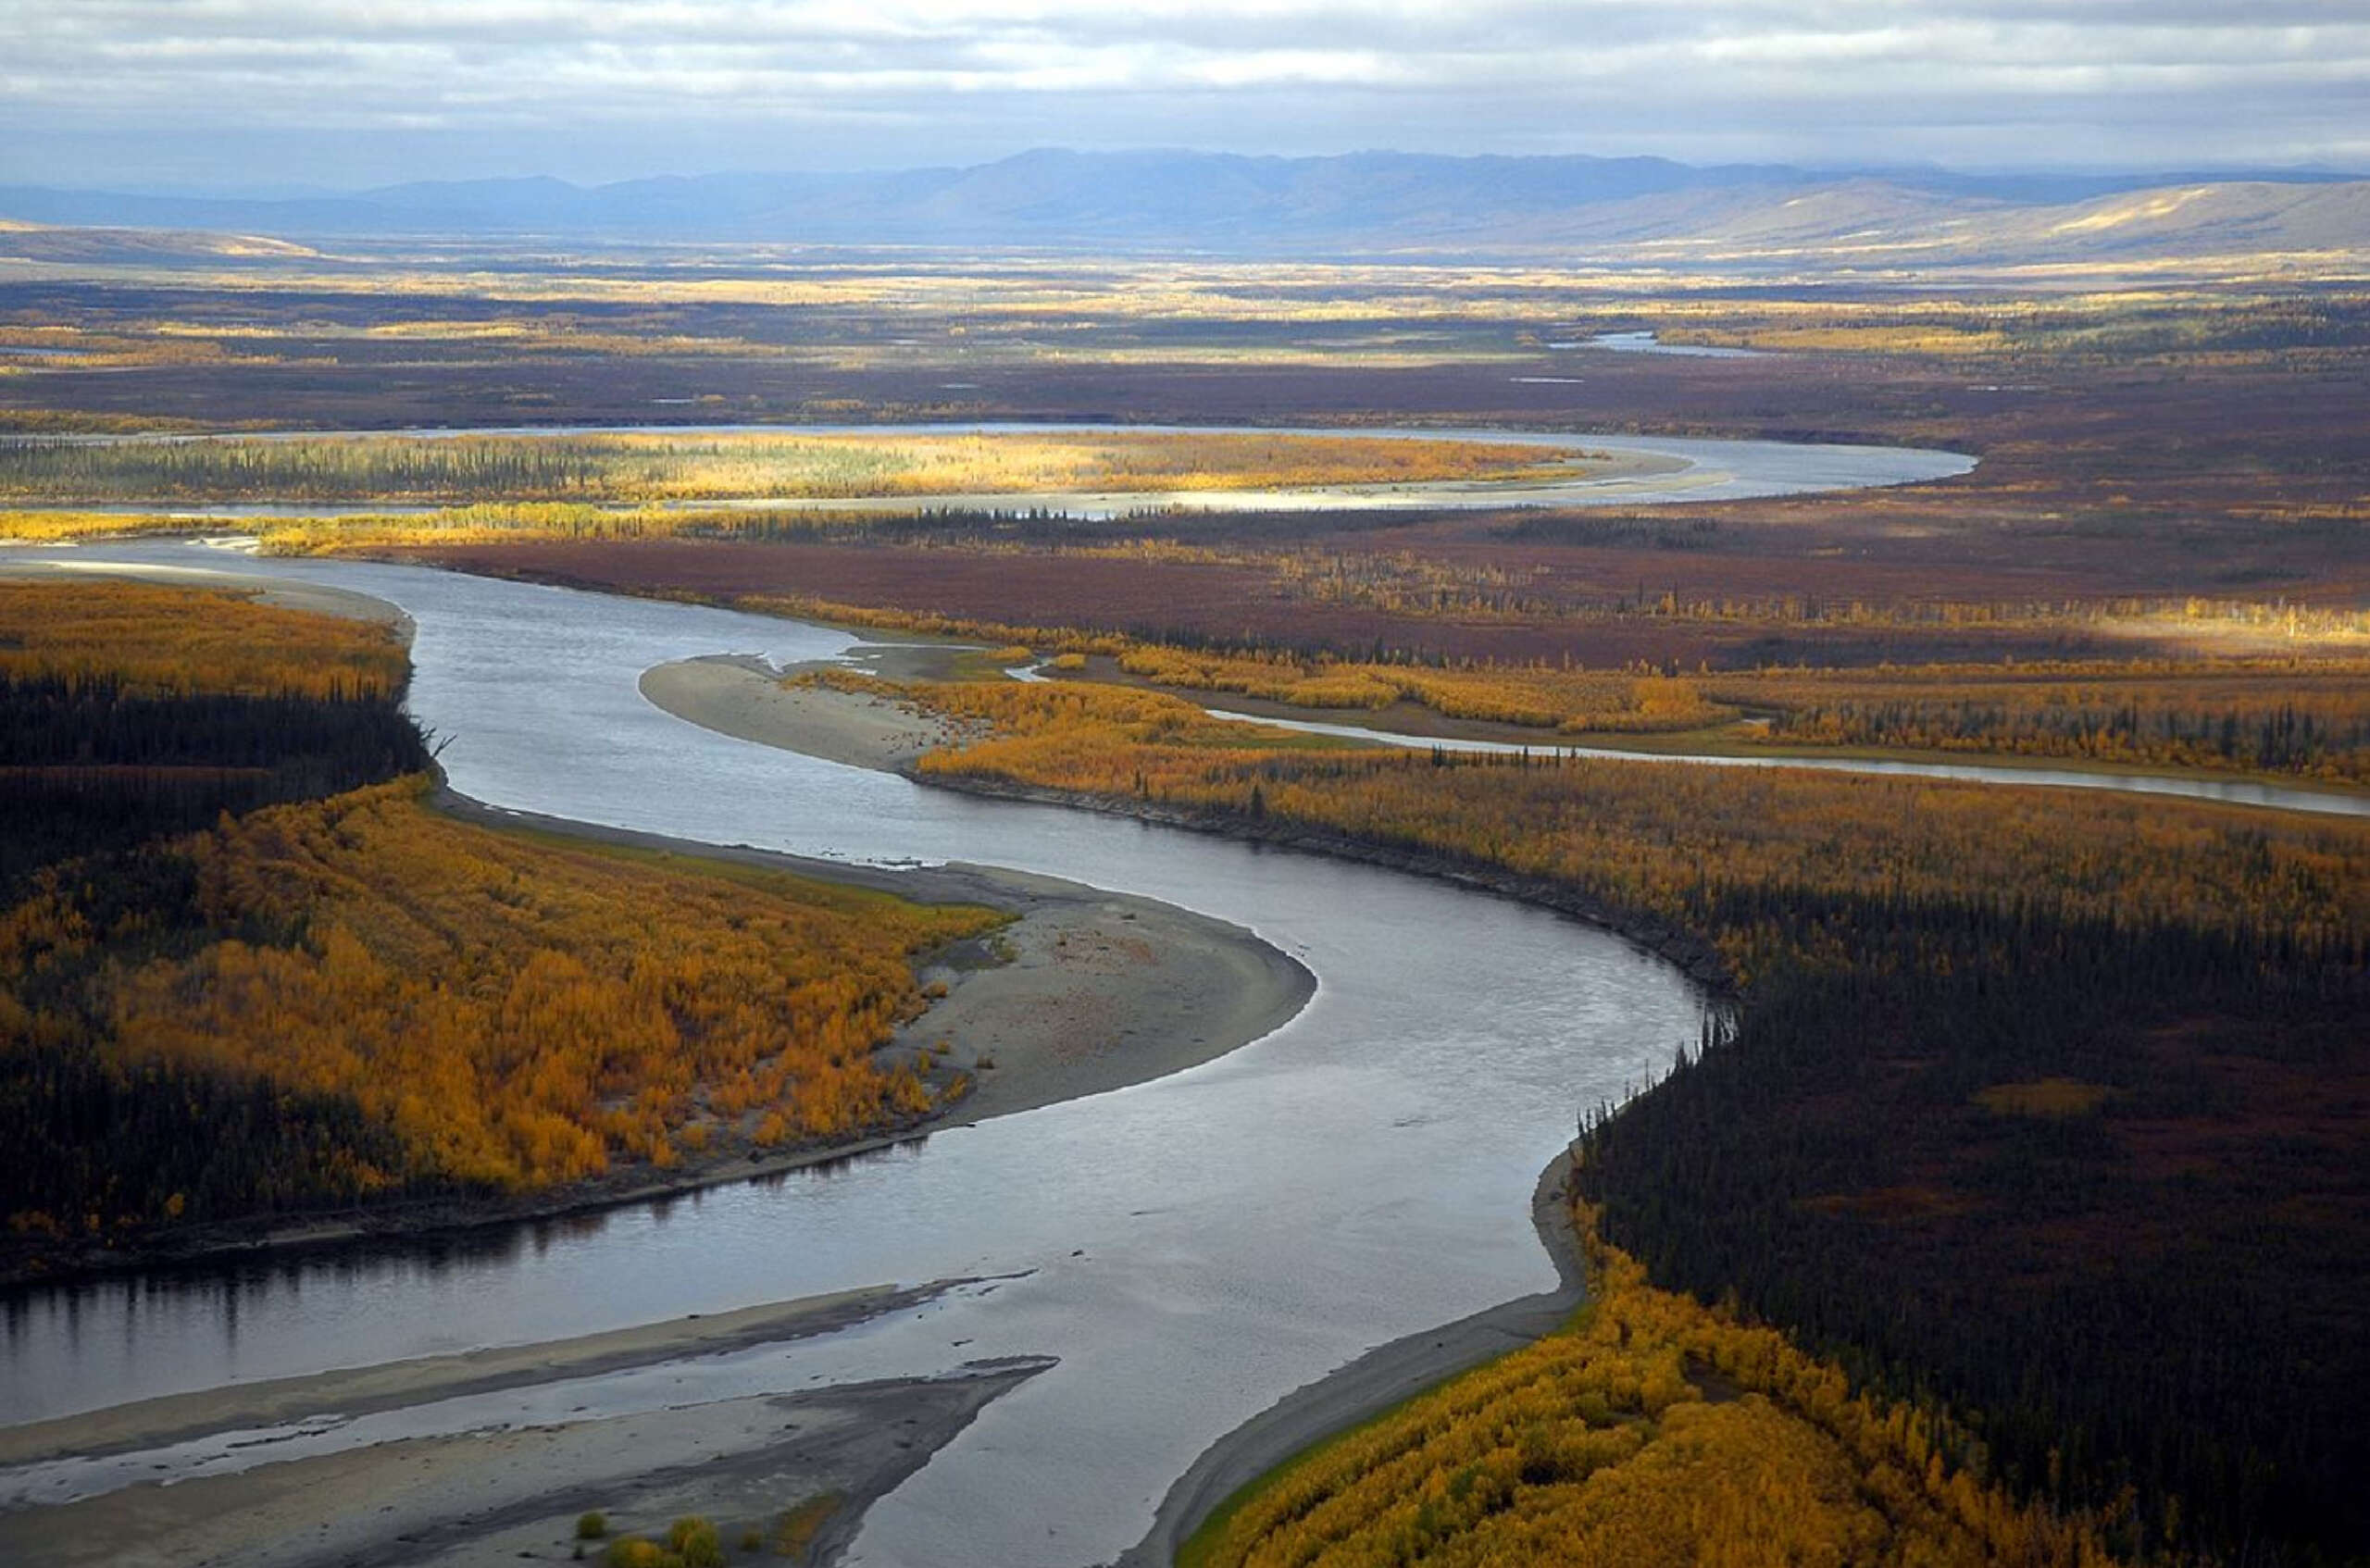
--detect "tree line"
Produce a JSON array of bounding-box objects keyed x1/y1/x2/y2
[
  {"x1": 903, "y1": 674, "x2": 2370, "y2": 1563},
  {"x1": 1, "y1": 580, "x2": 1000, "y2": 1273}
]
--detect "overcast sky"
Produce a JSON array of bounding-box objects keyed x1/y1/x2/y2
[{"x1": 3, "y1": 1, "x2": 2364, "y2": 191}]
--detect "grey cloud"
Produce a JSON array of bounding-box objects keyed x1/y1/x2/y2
[{"x1": 1, "y1": 0, "x2": 2364, "y2": 187}]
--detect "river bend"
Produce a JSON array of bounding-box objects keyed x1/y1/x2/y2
[
  {"x1": 2, "y1": 421, "x2": 1976, "y2": 519},
  {"x1": 0, "y1": 543, "x2": 1708, "y2": 1565}
]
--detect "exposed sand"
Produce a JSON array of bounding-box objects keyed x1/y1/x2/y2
[
  {"x1": 0, "y1": 1283, "x2": 939, "y2": 1470},
  {"x1": 639, "y1": 653, "x2": 976, "y2": 771},
  {"x1": 640, "y1": 651, "x2": 987, "y2": 775},
  {"x1": 0, "y1": 1356, "x2": 1047, "y2": 1568}
]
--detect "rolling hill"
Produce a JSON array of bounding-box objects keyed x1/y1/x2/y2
[{"x1": 0, "y1": 150, "x2": 2362, "y2": 268}]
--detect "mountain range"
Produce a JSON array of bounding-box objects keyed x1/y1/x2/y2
[{"x1": 1, "y1": 149, "x2": 2364, "y2": 266}]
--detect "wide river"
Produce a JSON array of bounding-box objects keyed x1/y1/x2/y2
[{"x1": 0, "y1": 541, "x2": 1712, "y2": 1563}]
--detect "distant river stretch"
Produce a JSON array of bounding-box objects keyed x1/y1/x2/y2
[{"x1": 0, "y1": 421, "x2": 1977, "y2": 519}]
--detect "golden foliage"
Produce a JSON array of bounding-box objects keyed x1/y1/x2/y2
[
  {"x1": 893, "y1": 670, "x2": 2362, "y2": 1566},
  {"x1": 0, "y1": 578, "x2": 408, "y2": 698},
  {"x1": 0, "y1": 429, "x2": 1568, "y2": 507},
  {"x1": 1112, "y1": 645, "x2": 1730, "y2": 733},
  {"x1": 908, "y1": 678, "x2": 2370, "y2": 966},
  {"x1": 0, "y1": 509, "x2": 195, "y2": 542},
  {"x1": 726, "y1": 591, "x2": 2370, "y2": 782},
  {"x1": 1191, "y1": 1204, "x2": 2118, "y2": 1568},
  {"x1": 3, "y1": 779, "x2": 1000, "y2": 1193},
  {"x1": 1712, "y1": 658, "x2": 2370, "y2": 783}
]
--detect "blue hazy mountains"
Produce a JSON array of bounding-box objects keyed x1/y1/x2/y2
[{"x1": 2, "y1": 149, "x2": 2364, "y2": 264}]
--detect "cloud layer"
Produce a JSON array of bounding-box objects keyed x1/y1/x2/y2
[{"x1": 4, "y1": 1, "x2": 2364, "y2": 189}]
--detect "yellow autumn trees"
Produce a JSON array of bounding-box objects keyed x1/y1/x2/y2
[
  {"x1": 1191, "y1": 1204, "x2": 2121, "y2": 1568},
  {"x1": 1109, "y1": 645, "x2": 1733, "y2": 733},
  {"x1": 0, "y1": 578, "x2": 408, "y2": 698},
  {"x1": 0, "y1": 429, "x2": 1567, "y2": 507},
  {"x1": 904, "y1": 676, "x2": 2370, "y2": 963},
  {"x1": 72, "y1": 779, "x2": 1003, "y2": 1190},
  {"x1": 2, "y1": 579, "x2": 1006, "y2": 1236}
]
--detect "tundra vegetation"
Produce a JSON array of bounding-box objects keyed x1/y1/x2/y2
[
  {"x1": 0, "y1": 581, "x2": 999, "y2": 1268},
  {"x1": 851, "y1": 627, "x2": 2370, "y2": 785},
  {"x1": 5, "y1": 255, "x2": 2365, "y2": 1559},
  {"x1": 0, "y1": 429, "x2": 1566, "y2": 506},
  {"x1": 1188, "y1": 1206, "x2": 2123, "y2": 1568}
]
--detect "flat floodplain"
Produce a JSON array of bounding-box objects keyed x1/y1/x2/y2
[{"x1": 3, "y1": 251, "x2": 2366, "y2": 1565}]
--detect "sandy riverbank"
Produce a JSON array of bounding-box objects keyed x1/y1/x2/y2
[
  {"x1": 639, "y1": 650, "x2": 980, "y2": 770},
  {"x1": 1120, "y1": 1149, "x2": 1591, "y2": 1565},
  {"x1": 0, "y1": 1277, "x2": 1047, "y2": 1567},
  {"x1": 0, "y1": 1282, "x2": 951, "y2": 1470},
  {"x1": 443, "y1": 786, "x2": 1316, "y2": 1131}
]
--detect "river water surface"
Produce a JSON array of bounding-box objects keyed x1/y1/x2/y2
[{"x1": 0, "y1": 543, "x2": 1710, "y2": 1564}]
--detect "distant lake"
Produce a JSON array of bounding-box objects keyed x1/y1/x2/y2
[{"x1": 1576, "y1": 330, "x2": 1765, "y2": 358}]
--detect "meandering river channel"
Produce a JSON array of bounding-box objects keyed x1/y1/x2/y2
[
  {"x1": 0, "y1": 542, "x2": 1715, "y2": 1563},
  {"x1": 8, "y1": 428, "x2": 2340, "y2": 1563}
]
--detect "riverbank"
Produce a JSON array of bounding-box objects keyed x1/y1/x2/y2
[
  {"x1": 0, "y1": 782, "x2": 1312, "y2": 1288},
  {"x1": 639, "y1": 649, "x2": 984, "y2": 769},
  {"x1": 0, "y1": 1279, "x2": 1050, "y2": 1568},
  {"x1": 0, "y1": 570, "x2": 1313, "y2": 1289},
  {"x1": 0, "y1": 1279, "x2": 947, "y2": 1469},
  {"x1": 640, "y1": 653, "x2": 1722, "y2": 986},
  {"x1": 441, "y1": 788, "x2": 1316, "y2": 1128},
  {"x1": 1120, "y1": 1146, "x2": 1592, "y2": 1567}
]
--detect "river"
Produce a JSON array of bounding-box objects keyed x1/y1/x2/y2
[
  {"x1": 0, "y1": 543, "x2": 1710, "y2": 1564},
  {"x1": 0, "y1": 421, "x2": 1976, "y2": 519}
]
